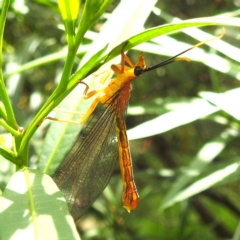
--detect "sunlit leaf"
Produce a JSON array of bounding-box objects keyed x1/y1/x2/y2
[{"x1": 0, "y1": 168, "x2": 79, "y2": 239}]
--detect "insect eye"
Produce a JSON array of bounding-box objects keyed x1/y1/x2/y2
[{"x1": 134, "y1": 66, "x2": 143, "y2": 76}]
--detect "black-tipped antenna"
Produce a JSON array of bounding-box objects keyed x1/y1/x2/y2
[{"x1": 143, "y1": 28, "x2": 225, "y2": 73}]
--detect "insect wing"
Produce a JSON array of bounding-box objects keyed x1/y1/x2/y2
[{"x1": 54, "y1": 94, "x2": 119, "y2": 221}]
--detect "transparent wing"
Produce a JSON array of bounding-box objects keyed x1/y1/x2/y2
[{"x1": 54, "y1": 93, "x2": 120, "y2": 221}]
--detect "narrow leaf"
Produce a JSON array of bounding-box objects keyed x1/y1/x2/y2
[
  {"x1": 200, "y1": 88, "x2": 240, "y2": 120},
  {"x1": 128, "y1": 98, "x2": 218, "y2": 140},
  {"x1": 161, "y1": 128, "x2": 238, "y2": 209},
  {"x1": 163, "y1": 161, "x2": 240, "y2": 208}
]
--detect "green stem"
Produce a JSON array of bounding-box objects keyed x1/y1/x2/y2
[
  {"x1": 0, "y1": 0, "x2": 18, "y2": 129},
  {"x1": 18, "y1": 51, "x2": 79, "y2": 161},
  {"x1": 58, "y1": 49, "x2": 76, "y2": 88},
  {"x1": 17, "y1": 20, "x2": 78, "y2": 162},
  {"x1": 0, "y1": 119, "x2": 21, "y2": 136}
]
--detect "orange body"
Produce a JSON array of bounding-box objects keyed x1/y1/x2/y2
[{"x1": 79, "y1": 52, "x2": 147, "y2": 212}]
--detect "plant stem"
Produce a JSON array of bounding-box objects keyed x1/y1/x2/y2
[{"x1": 0, "y1": 0, "x2": 18, "y2": 130}]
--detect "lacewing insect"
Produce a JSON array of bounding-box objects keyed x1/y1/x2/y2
[{"x1": 52, "y1": 30, "x2": 224, "y2": 221}]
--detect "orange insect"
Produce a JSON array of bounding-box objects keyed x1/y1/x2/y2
[{"x1": 53, "y1": 30, "x2": 224, "y2": 221}]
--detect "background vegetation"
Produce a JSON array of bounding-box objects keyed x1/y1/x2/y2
[{"x1": 1, "y1": 0, "x2": 240, "y2": 239}]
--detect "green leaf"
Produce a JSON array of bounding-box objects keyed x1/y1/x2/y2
[
  {"x1": 163, "y1": 161, "x2": 240, "y2": 209},
  {"x1": 0, "y1": 148, "x2": 16, "y2": 164},
  {"x1": 0, "y1": 168, "x2": 79, "y2": 240},
  {"x1": 127, "y1": 98, "x2": 218, "y2": 140},
  {"x1": 104, "y1": 17, "x2": 240, "y2": 63},
  {"x1": 161, "y1": 128, "x2": 238, "y2": 209},
  {"x1": 76, "y1": 0, "x2": 113, "y2": 46},
  {"x1": 200, "y1": 88, "x2": 240, "y2": 120}
]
